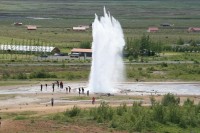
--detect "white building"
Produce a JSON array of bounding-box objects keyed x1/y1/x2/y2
[
  {"x1": 72, "y1": 26, "x2": 87, "y2": 31},
  {"x1": 0, "y1": 44, "x2": 60, "y2": 53}
]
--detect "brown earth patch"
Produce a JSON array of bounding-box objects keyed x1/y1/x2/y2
[{"x1": 0, "y1": 119, "x2": 127, "y2": 133}]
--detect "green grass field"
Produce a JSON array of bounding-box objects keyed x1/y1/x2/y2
[
  {"x1": 0, "y1": 0, "x2": 200, "y2": 81},
  {"x1": 1, "y1": 0, "x2": 200, "y2": 47}
]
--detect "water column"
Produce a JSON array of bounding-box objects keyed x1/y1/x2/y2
[{"x1": 88, "y1": 8, "x2": 125, "y2": 93}]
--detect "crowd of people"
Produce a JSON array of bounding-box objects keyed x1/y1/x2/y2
[
  {"x1": 40, "y1": 81, "x2": 90, "y2": 95},
  {"x1": 39, "y1": 81, "x2": 95, "y2": 107},
  {"x1": 40, "y1": 81, "x2": 72, "y2": 93}
]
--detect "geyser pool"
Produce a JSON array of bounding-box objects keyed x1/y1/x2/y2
[{"x1": 88, "y1": 8, "x2": 125, "y2": 93}]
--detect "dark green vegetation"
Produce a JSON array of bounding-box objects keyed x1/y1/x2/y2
[
  {"x1": 50, "y1": 94, "x2": 200, "y2": 133},
  {"x1": 1, "y1": 61, "x2": 200, "y2": 81}
]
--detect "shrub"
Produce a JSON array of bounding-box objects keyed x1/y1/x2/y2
[
  {"x1": 183, "y1": 98, "x2": 194, "y2": 107},
  {"x1": 2, "y1": 70, "x2": 10, "y2": 79},
  {"x1": 128, "y1": 56, "x2": 134, "y2": 62},
  {"x1": 161, "y1": 62, "x2": 168, "y2": 67},
  {"x1": 147, "y1": 66, "x2": 155, "y2": 72},
  {"x1": 79, "y1": 41, "x2": 91, "y2": 49},
  {"x1": 161, "y1": 93, "x2": 180, "y2": 106},
  {"x1": 166, "y1": 105, "x2": 181, "y2": 124},
  {"x1": 66, "y1": 72, "x2": 75, "y2": 80},
  {"x1": 15, "y1": 73, "x2": 27, "y2": 79},
  {"x1": 65, "y1": 106, "x2": 81, "y2": 117},
  {"x1": 116, "y1": 103, "x2": 127, "y2": 116},
  {"x1": 29, "y1": 70, "x2": 57, "y2": 79},
  {"x1": 150, "y1": 96, "x2": 156, "y2": 107},
  {"x1": 90, "y1": 102, "x2": 114, "y2": 123},
  {"x1": 52, "y1": 113, "x2": 71, "y2": 122},
  {"x1": 152, "y1": 103, "x2": 166, "y2": 123}
]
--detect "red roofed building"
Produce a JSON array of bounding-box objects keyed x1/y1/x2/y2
[
  {"x1": 188, "y1": 27, "x2": 200, "y2": 32},
  {"x1": 27, "y1": 25, "x2": 37, "y2": 30},
  {"x1": 72, "y1": 26, "x2": 86, "y2": 31},
  {"x1": 71, "y1": 48, "x2": 92, "y2": 57},
  {"x1": 147, "y1": 27, "x2": 159, "y2": 32}
]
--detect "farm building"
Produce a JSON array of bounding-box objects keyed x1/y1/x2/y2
[
  {"x1": 14, "y1": 22, "x2": 23, "y2": 26},
  {"x1": 147, "y1": 27, "x2": 159, "y2": 32},
  {"x1": 71, "y1": 48, "x2": 92, "y2": 57},
  {"x1": 72, "y1": 26, "x2": 86, "y2": 31},
  {"x1": 78, "y1": 25, "x2": 90, "y2": 29},
  {"x1": 72, "y1": 25, "x2": 90, "y2": 31},
  {"x1": 0, "y1": 45, "x2": 60, "y2": 53},
  {"x1": 188, "y1": 27, "x2": 200, "y2": 32},
  {"x1": 27, "y1": 25, "x2": 37, "y2": 30}
]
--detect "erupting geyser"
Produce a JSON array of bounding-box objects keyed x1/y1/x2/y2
[{"x1": 88, "y1": 8, "x2": 125, "y2": 93}]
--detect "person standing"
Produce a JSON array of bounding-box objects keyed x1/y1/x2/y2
[
  {"x1": 78, "y1": 88, "x2": 81, "y2": 96},
  {"x1": 40, "y1": 84, "x2": 43, "y2": 91},
  {"x1": 87, "y1": 90, "x2": 89, "y2": 96},
  {"x1": 60, "y1": 81, "x2": 63, "y2": 89},
  {"x1": 0, "y1": 116, "x2": 1, "y2": 127},
  {"x1": 52, "y1": 83, "x2": 55, "y2": 92},
  {"x1": 51, "y1": 98, "x2": 54, "y2": 107},
  {"x1": 45, "y1": 84, "x2": 47, "y2": 90},
  {"x1": 82, "y1": 87, "x2": 84, "y2": 94},
  {"x1": 66, "y1": 87, "x2": 68, "y2": 93},
  {"x1": 68, "y1": 86, "x2": 71, "y2": 93},
  {"x1": 57, "y1": 81, "x2": 59, "y2": 88}
]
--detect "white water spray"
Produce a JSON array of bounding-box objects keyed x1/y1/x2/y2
[{"x1": 88, "y1": 8, "x2": 125, "y2": 93}]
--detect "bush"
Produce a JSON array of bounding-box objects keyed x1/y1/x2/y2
[
  {"x1": 166, "y1": 105, "x2": 181, "y2": 124},
  {"x1": 52, "y1": 113, "x2": 71, "y2": 122},
  {"x1": 66, "y1": 72, "x2": 75, "y2": 80},
  {"x1": 65, "y1": 106, "x2": 81, "y2": 117},
  {"x1": 147, "y1": 66, "x2": 155, "y2": 72},
  {"x1": 183, "y1": 98, "x2": 194, "y2": 107},
  {"x1": 116, "y1": 103, "x2": 127, "y2": 116},
  {"x1": 15, "y1": 73, "x2": 27, "y2": 79},
  {"x1": 79, "y1": 41, "x2": 91, "y2": 49},
  {"x1": 152, "y1": 103, "x2": 166, "y2": 123},
  {"x1": 150, "y1": 96, "x2": 156, "y2": 107},
  {"x1": 2, "y1": 70, "x2": 10, "y2": 79},
  {"x1": 161, "y1": 62, "x2": 168, "y2": 67},
  {"x1": 48, "y1": 98, "x2": 200, "y2": 132},
  {"x1": 29, "y1": 70, "x2": 57, "y2": 79},
  {"x1": 161, "y1": 93, "x2": 180, "y2": 106},
  {"x1": 128, "y1": 56, "x2": 134, "y2": 62},
  {"x1": 90, "y1": 102, "x2": 114, "y2": 123}
]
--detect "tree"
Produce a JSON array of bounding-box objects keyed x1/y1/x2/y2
[
  {"x1": 79, "y1": 41, "x2": 91, "y2": 49},
  {"x1": 125, "y1": 38, "x2": 140, "y2": 60},
  {"x1": 151, "y1": 41, "x2": 163, "y2": 54},
  {"x1": 140, "y1": 34, "x2": 151, "y2": 56},
  {"x1": 190, "y1": 40, "x2": 197, "y2": 47},
  {"x1": 177, "y1": 37, "x2": 184, "y2": 45}
]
